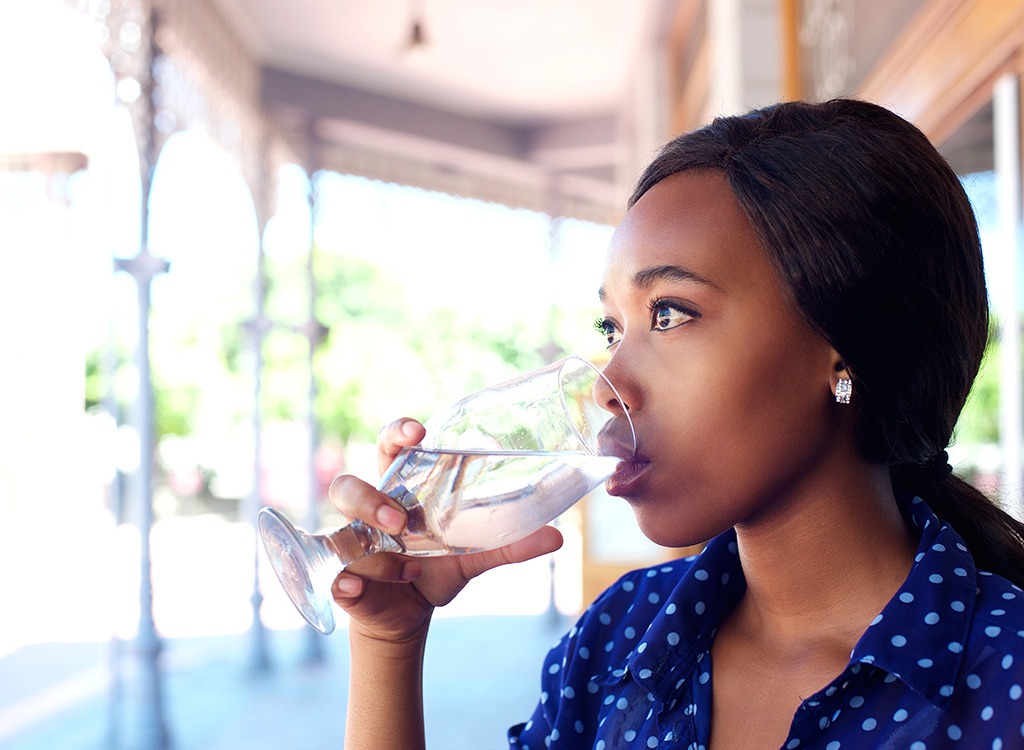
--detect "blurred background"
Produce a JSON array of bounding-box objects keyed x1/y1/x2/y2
[{"x1": 0, "y1": 0, "x2": 1022, "y2": 747}]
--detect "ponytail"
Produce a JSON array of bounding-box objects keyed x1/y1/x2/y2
[{"x1": 892, "y1": 466, "x2": 1024, "y2": 588}]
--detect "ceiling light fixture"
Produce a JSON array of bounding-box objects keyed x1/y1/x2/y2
[{"x1": 403, "y1": 0, "x2": 430, "y2": 61}]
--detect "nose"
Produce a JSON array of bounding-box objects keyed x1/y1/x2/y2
[
  {"x1": 593, "y1": 355, "x2": 636, "y2": 417},
  {"x1": 593, "y1": 367, "x2": 627, "y2": 416},
  {"x1": 592, "y1": 357, "x2": 638, "y2": 455}
]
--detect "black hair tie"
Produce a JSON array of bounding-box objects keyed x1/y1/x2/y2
[{"x1": 923, "y1": 450, "x2": 954, "y2": 481}]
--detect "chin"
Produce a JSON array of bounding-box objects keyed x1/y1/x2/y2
[
  {"x1": 630, "y1": 504, "x2": 720, "y2": 550},
  {"x1": 622, "y1": 483, "x2": 729, "y2": 549}
]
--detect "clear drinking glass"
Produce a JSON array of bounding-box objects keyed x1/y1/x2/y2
[{"x1": 257, "y1": 355, "x2": 636, "y2": 634}]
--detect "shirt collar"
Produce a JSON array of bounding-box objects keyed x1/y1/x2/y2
[
  {"x1": 849, "y1": 495, "x2": 975, "y2": 709},
  {"x1": 627, "y1": 528, "x2": 745, "y2": 700},
  {"x1": 625, "y1": 496, "x2": 976, "y2": 709}
]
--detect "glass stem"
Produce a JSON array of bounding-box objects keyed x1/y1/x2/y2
[{"x1": 324, "y1": 520, "x2": 398, "y2": 566}]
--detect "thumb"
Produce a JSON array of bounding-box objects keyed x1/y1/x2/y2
[{"x1": 457, "y1": 525, "x2": 564, "y2": 581}]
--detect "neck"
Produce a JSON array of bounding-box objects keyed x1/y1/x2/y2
[{"x1": 731, "y1": 456, "x2": 916, "y2": 650}]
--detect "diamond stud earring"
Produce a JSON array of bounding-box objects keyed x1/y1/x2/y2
[{"x1": 835, "y1": 378, "x2": 852, "y2": 405}]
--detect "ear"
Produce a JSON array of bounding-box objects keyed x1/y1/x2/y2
[{"x1": 829, "y1": 356, "x2": 853, "y2": 404}]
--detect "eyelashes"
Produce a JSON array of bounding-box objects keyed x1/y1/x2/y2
[
  {"x1": 594, "y1": 316, "x2": 617, "y2": 348},
  {"x1": 648, "y1": 299, "x2": 698, "y2": 331},
  {"x1": 594, "y1": 298, "x2": 700, "y2": 348}
]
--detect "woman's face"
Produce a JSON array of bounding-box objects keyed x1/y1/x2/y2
[{"x1": 596, "y1": 170, "x2": 844, "y2": 546}]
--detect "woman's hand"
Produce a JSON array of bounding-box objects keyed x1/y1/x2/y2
[{"x1": 329, "y1": 418, "x2": 564, "y2": 645}]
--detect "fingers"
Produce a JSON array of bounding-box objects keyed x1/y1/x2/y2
[
  {"x1": 458, "y1": 525, "x2": 564, "y2": 581},
  {"x1": 333, "y1": 573, "x2": 363, "y2": 598},
  {"x1": 331, "y1": 556, "x2": 423, "y2": 602},
  {"x1": 331, "y1": 525, "x2": 563, "y2": 608},
  {"x1": 327, "y1": 474, "x2": 407, "y2": 536},
  {"x1": 327, "y1": 418, "x2": 424, "y2": 533},
  {"x1": 377, "y1": 418, "x2": 426, "y2": 475}
]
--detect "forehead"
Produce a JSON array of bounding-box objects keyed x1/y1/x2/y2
[{"x1": 602, "y1": 170, "x2": 773, "y2": 296}]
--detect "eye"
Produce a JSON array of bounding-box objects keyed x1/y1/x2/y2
[
  {"x1": 594, "y1": 317, "x2": 621, "y2": 348},
  {"x1": 649, "y1": 300, "x2": 697, "y2": 332}
]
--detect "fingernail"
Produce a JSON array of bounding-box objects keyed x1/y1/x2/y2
[
  {"x1": 401, "y1": 420, "x2": 420, "y2": 437},
  {"x1": 376, "y1": 505, "x2": 404, "y2": 533},
  {"x1": 401, "y1": 562, "x2": 422, "y2": 581},
  {"x1": 334, "y1": 576, "x2": 361, "y2": 597}
]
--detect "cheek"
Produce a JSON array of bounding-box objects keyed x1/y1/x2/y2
[
  {"x1": 737, "y1": 331, "x2": 831, "y2": 440},
  {"x1": 623, "y1": 346, "x2": 834, "y2": 547},
  {"x1": 719, "y1": 352, "x2": 838, "y2": 507},
  {"x1": 675, "y1": 328, "x2": 834, "y2": 484},
  {"x1": 657, "y1": 337, "x2": 803, "y2": 436},
  {"x1": 707, "y1": 301, "x2": 829, "y2": 416},
  {"x1": 738, "y1": 348, "x2": 826, "y2": 426}
]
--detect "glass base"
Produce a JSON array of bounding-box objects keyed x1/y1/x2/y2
[{"x1": 257, "y1": 507, "x2": 337, "y2": 635}]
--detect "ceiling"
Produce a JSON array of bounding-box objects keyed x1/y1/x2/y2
[
  {"x1": 217, "y1": 0, "x2": 658, "y2": 123},
  {"x1": 212, "y1": 0, "x2": 671, "y2": 218}
]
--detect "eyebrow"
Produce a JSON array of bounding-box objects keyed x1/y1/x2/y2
[{"x1": 598, "y1": 264, "x2": 721, "y2": 301}]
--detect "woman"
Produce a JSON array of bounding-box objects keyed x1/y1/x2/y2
[{"x1": 329, "y1": 99, "x2": 1024, "y2": 749}]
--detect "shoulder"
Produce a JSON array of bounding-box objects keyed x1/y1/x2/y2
[
  {"x1": 540, "y1": 531, "x2": 744, "y2": 684},
  {"x1": 934, "y1": 569, "x2": 1024, "y2": 732},
  {"x1": 544, "y1": 556, "x2": 696, "y2": 669},
  {"x1": 967, "y1": 568, "x2": 1024, "y2": 657},
  {"x1": 511, "y1": 556, "x2": 703, "y2": 744},
  {"x1": 581, "y1": 556, "x2": 698, "y2": 630},
  {"x1": 974, "y1": 568, "x2": 1024, "y2": 616},
  {"x1": 568, "y1": 531, "x2": 745, "y2": 653}
]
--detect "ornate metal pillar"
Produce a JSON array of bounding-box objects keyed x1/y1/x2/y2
[
  {"x1": 79, "y1": 0, "x2": 278, "y2": 732},
  {"x1": 115, "y1": 253, "x2": 170, "y2": 750},
  {"x1": 241, "y1": 128, "x2": 274, "y2": 674},
  {"x1": 123, "y1": 83, "x2": 171, "y2": 750},
  {"x1": 301, "y1": 130, "x2": 329, "y2": 662},
  {"x1": 109, "y1": 6, "x2": 171, "y2": 748}
]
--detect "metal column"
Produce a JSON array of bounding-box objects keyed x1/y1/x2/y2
[
  {"x1": 995, "y1": 72, "x2": 1024, "y2": 519},
  {"x1": 113, "y1": 7, "x2": 170, "y2": 747},
  {"x1": 301, "y1": 147, "x2": 329, "y2": 662}
]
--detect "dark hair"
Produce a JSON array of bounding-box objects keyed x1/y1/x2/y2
[{"x1": 631, "y1": 98, "x2": 1024, "y2": 586}]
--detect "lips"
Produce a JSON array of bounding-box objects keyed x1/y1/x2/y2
[
  {"x1": 597, "y1": 419, "x2": 650, "y2": 497},
  {"x1": 605, "y1": 455, "x2": 651, "y2": 497},
  {"x1": 597, "y1": 418, "x2": 637, "y2": 460}
]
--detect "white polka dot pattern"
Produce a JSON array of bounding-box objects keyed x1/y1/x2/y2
[{"x1": 508, "y1": 497, "x2": 1024, "y2": 749}]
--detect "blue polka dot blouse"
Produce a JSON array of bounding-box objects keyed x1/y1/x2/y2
[{"x1": 508, "y1": 496, "x2": 1024, "y2": 749}]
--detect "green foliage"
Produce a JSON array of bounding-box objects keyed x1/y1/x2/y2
[
  {"x1": 220, "y1": 319, "x2": 246, "y2": 374},
  {"x1": 315, "y1": 253, "x2": 404, "y2": 324},
  {"x1": 154, "y1": 382, "x2": 202, "y2": 437},
  {"x1": 955, "y1": 336, "x2": 1000, "y2": 445},
  {"x1": 87, "y1": 240, "x2": 562, "y2": 458},
  {"x1": 308, "y1": 249, "x2": 551, "y2": 446},
  {"x1": 84, "y1": 348, "x2": 105, "y2": 411},
  {"x1": 261, "y1": 328, "x2": 309, "y2": 422}
]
